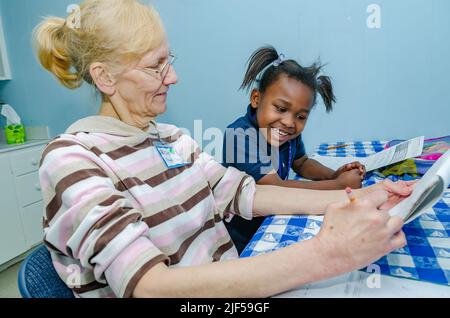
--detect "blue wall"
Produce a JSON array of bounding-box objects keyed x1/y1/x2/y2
[
  {"x1": 0, "y1": 0, "x2": 96, "y2": 134},
  {"x1": 1, "y1": 0, "x2": 449, "y2": 152}
]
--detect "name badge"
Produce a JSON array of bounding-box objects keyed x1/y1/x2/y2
[{"x1": 155, "y1": 145, "x2": 189, "y2": 169}]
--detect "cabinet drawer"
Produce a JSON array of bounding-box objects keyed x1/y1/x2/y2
[
  {"x1": 9, "y1": 146, "x2": 44, "y2": 176},
  {"x1": 0, "y1": 156, "x2": 27, "y2": 265},
  {"x1": 15, "y1": 171, "x2": 43, "y2": 207},
  {"x1": 21, "y1": 201, "x2": 44, "y2": 248}
]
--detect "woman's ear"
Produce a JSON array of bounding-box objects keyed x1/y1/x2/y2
[
  {"x1": 250, "y1": 89, "x2": 260, "y2": 109},
  {"x1": 90, "y1": 62, "x2": 117, "y2": 96}
]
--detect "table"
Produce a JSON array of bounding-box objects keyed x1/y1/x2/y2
[{"x1": 241, "y1": 141, "x2": 450, "y2": 297}]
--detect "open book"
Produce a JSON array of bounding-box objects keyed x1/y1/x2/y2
[
  {"x1": 311, "y1": 136, "x2": 424, "y2": 172},
  {"x1": 389, "y1": 149, "x2": 450, "y2": 223}
]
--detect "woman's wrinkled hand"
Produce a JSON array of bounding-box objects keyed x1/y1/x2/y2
[
  {"x1": 364, "y1": 178, "x2": 416, "y2": 210},
  {"x1": 316, "y1": 190, "x2": 406, "y2": 272}
]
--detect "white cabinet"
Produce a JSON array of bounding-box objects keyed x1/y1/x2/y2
[
  {"x1": 0, "y1": 14, "x2": 11, "y2": 80},
  {"x1": 0, "y1": 156, "x2": 26, "y2": 264},
  {"x1": 0, "y1": 142, "x2": 47, "y2": 265}
]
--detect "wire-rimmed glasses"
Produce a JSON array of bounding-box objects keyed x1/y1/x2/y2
[{"x1": 136, "y1": 53, "x2": 176, "y2": 81}]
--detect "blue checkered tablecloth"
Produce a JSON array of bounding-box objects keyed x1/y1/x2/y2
[
  {"x1": 241, "y1": 141, "x2": 450, "y2": 286},
  {"x1": 315, "y1": 140, "x2": 386, "y2": 157}
]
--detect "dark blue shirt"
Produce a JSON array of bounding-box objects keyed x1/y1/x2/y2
[
  {"x1": 222, "y1": 105, "x2": 306, "y2": 254},
  {"x1": 222, "y1": 105, "x2": 306, "y2": 181}
]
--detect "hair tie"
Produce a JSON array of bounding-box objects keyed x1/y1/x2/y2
[
  {"x1": 272, "y1": 53, "x2": 285, "y2": 67},
  {"x1": 256, "y1": 53, "x2": 286, "y2": 83},
  {"x1": 316, "y1": 77, "x2": 322, "y2": 86}
]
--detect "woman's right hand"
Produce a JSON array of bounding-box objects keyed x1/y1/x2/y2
[{"x1": 315, "y1": 189, "x2": 406, "y2": 272}]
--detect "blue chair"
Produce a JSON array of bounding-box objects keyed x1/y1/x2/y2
[{"x1": 18, "y1": 244, "x2": 74, "y2": 298}]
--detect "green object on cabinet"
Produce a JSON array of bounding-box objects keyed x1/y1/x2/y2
[{"x1": 5, "y1": 124, "x2": 26, "y2": 144}]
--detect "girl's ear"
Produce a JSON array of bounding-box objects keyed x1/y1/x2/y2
[
  {"x1": 90, "y1": 62, "x2": 117, "y2": 96},
  {"x1": 250, "y1": 89, "x2": 260, "y2": 109}
]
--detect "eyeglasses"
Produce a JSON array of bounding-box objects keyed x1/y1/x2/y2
[{"x1": 136, "y1": 53, "x2": 176, "y2": 81}]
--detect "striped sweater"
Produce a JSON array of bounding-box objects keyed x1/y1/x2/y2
[{"x1": 39, "y1": 116, "x2": 255, "y2": 298}]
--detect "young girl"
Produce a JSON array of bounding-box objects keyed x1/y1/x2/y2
[{"x1": 223, "y1": 46, "x2": 366, "y2": 253}]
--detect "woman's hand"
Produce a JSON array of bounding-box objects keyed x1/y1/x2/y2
[
  {"x1": 363, "y1": 179, "x2": 416, "y2": 210},
  {"x1": 333, "y1": 161, "x2": 366, "y2": 180},
  {"x1": 315, "y1": 190, "x2": 406, "y2": 272}
]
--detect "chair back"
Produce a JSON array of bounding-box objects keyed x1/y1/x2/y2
[{"x1": 17, "y1": 245, "x2": 74, "y2": 298}]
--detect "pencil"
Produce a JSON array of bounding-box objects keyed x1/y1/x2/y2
[
  {"x1": 345, "y1": 187, "x2": 357, "y2": 203},
  {"x1": 327, "y1": 144, "x2": 348, "y2": 150}
]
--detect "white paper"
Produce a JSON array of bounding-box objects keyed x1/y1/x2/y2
[
  {"x1": 389, "y1": 149, "x2": 450, "y2": 223},
  {"x1": 273, "y1": 270, "x2": 450, "y2": 298},
  {"x1": 311, "y1": 136, "x2": 425, "y2": 172}
]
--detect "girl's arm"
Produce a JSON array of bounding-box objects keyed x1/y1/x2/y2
[
  {"x1": 133, "y1": 190, "x2": 406, "y2": 297},
  {"x1": 294, "y1": 156, "x2": 366, "y2": 183},
  {"x1": 257, "y1": 168, "x2": 362, "y2": 191},
  {"x1": 293, "y1": 155, "x2": 336, "y2": 180}
]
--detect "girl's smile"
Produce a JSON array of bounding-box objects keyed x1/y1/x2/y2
[{"x1": 270, "y1": 127, "x2": 294, "y2": 144}]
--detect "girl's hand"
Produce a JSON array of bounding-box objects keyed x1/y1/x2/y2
[
  {"x1": 335, "y1": 169, "x2": 362, "y2": 189},
  {"x1": 333, "y1": 162, "x2": 366, "y2": 180}
]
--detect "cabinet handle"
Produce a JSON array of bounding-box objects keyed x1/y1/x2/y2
[
  {"x1": 31, "y1": 158, "x2": 39, "y2": 166},
  {"x1": 35, "y1": 184, "x2": 41, "y2": 191}
]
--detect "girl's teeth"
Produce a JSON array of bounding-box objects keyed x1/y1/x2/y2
[{"x1": 274, "y1": 128, "x2": 288, "y2": 136}]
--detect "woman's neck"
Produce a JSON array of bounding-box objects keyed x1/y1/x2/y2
[
  {"x1": 98, "y1": 100, "x2": 154, "y2": 131},
  {"x1": 98, "y1": 101, "x2": 121, "y2": 121}
]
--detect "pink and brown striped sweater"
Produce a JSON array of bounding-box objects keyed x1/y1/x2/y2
[{"x1": 39, "y1": 116, "x2": 255, "y2": 298}]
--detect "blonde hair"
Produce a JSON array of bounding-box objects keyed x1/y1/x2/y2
[{"x1": 32, "y1": 0, "x2": 165, "y2": 89}]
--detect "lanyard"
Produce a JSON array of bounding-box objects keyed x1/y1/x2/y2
[{"x1": 278, "y1": 140, "x2": 292, "y2": 180}]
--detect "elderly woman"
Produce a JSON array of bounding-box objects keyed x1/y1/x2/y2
[{"x1": 34, "y1": 0, "x2": 411, "y2": 298}]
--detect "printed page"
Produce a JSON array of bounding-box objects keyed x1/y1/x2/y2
[
  {"x1": 308, "y1": 155, "x2": 356, "y2": 171},
  {"x1": 361, "y1": 148, "x2": 395, "y2": 171},
  {"x1": 363, "y1": 136, "x2": 424, "y2": 171},
  {"x1": 311, "y1": 136, "x2": 424, "y2": 172}
]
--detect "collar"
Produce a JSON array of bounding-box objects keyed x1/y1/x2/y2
[
  {"x1": 65, "y1": 115, "x2": 158, "y2": 138},
  {"x1": 244, "y1": 104, "x2": 259, "y2": 128}
]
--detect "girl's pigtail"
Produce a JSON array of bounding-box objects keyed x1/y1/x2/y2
[
  {"x1": 317, "y1": 75, "x2": 336, "y2": 113},
  {"x1": 240, "y1": 46, "x2": 278, "y2": 92}
]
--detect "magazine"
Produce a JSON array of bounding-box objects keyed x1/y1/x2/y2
[
  {"x1": 311, "y1": 136, "x2": 424, "y2": 172},
  {"x1": 389, "y1": 149, "x2": 450, "y2": 223}
]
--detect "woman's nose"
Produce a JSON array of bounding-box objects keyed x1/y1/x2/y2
[{"x1": 163, "y1": 65, "x2": 178, "y2": 85}]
